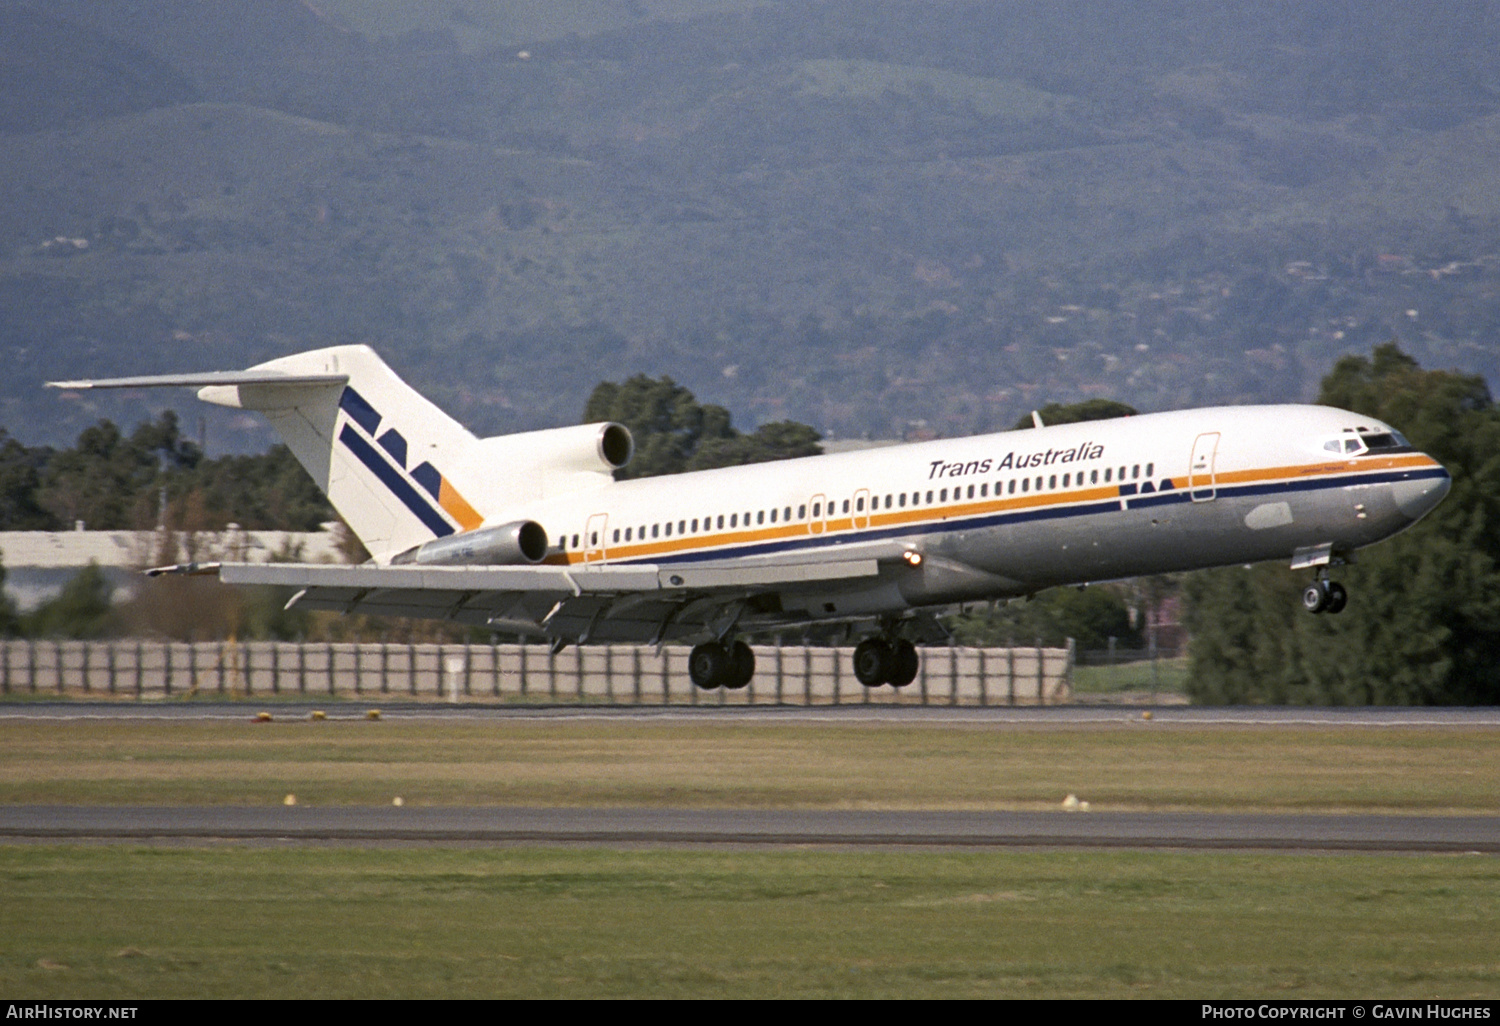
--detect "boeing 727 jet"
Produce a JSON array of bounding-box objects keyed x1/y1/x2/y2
[{"x1": 50, "y1": 345, "x2": 1451, "y2": 689}]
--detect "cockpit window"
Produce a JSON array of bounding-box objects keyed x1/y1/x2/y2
[{"x1": 1325, "y1": 430, "x2": 1413, "y2": 456}]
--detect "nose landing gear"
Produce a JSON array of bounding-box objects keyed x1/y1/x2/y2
[{"x1": 1301, "y1": 578, "x2": 1348, "y2": 614}]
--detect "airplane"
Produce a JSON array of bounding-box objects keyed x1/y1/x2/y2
[{"x1": 50, "y1": 344, "x2": 1451, "y2": 690}]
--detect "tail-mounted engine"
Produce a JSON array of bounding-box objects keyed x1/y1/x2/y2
[{"x1": 391, "y1": 520, "x2": 549, "y2": 566}]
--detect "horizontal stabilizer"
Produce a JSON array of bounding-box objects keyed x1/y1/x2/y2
[{"x1": 47, "y1": 370, "x2": 348, "y2": 390}]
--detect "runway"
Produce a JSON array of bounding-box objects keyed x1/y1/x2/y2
[
  {"x1": 1, "y1": 805, "x2": 1496, "y2": 853},
  {"x1": 3, "y1": 701, "x2": 1500, "y2": 727}
]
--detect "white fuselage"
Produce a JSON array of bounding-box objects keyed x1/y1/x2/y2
[{"x1": 511, "y1": 404, "x2": 1449, "y2": 624}]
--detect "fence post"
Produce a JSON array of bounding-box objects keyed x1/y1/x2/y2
[
  {"x1": 1067, "y1": 638, "x2": 1077, "y2": 700},
  {"x1": 1035, "y1": 637, "x2": 1045, "y2": 706},
  {"x1": 978, "y1": 649, "x2": 987, "y2": 706}
]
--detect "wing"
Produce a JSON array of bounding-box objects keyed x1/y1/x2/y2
[{"x1": 173, "y1": 559, "x2": 884, "y2": 645}]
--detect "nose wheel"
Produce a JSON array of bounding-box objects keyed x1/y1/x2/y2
[{"x1": 1302, "y1": 579, "x2": 1347, "y2": 614}]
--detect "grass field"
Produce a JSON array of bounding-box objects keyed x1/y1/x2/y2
[
  {"x1": 2, "y1": 715, "x2": 1496, "y2": 998},
  {"x1": 0, "y1": 719, "x2": 1494, "y2": 813},
  {"x1": 3, "y1": 846, "x2": 1496, "y2": 999}
]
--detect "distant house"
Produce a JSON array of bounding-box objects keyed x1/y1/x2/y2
[{"x1": 0, "y1": 525, "x2": 346, "y2": 611}]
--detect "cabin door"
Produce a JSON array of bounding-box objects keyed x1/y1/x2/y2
[
  {"x1": 584, "y1": 513, "x2": 609, "y2": 564},
  {"x1": 1189, "y1": 432, "x2": 1220, "y2": 502}
]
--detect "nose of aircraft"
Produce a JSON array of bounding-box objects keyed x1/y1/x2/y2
[{"x1": 1391, "y1": 467, "x2": 1452, "y2": 521}]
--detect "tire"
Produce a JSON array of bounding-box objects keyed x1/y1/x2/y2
[
  {"x1": 1301, "y1": 583, "x2": 1328, "y2": 614},
  {"x1": 725, "y1": 640, "x2": 755, "y2": 689},
  {"x1": 888, "y1": 640, "x2": 919, "y2": 688},
  {"x1": 689, "y1": 642, "x2": 728, "y2": 689},
  {"x1": 1324, "y1": 581, "x2": 1348, "y2": 614},
  {"x1": 853, "y1": 639, "x2": 893, "y2": 686}
]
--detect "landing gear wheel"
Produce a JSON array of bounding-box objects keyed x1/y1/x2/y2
[
  {"x1": 689, "y1": 642, "x2": 729, "y2": 689},
  {"x1": 725, "y1": 640, "x2": 755, "y2": 689},
  {"x1": 1302, "y1": 583, "x2": 1329, "y2": 614},
  {"x1": 888, "y1": 640, "x2": 919, "y2": 688},
  {"x1": 853, "y1": 639, "x2": 894, "y2": 686},
  {"x1": 1324, "y1": 581, "x2": 1348, "y2": 614}
]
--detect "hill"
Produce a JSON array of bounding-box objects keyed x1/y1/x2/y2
[{"x1": 4, "y1": 0, "x2": 1500, "y2": 450}]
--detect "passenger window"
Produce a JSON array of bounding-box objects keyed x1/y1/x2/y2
[
  {"x1": 757, "y1": 511, "x2": 764, "y2": 525},
  {"x1": 980, "y1": 483, "x2": 988, "y2": 497},
  {"x1": 730, "y1": 514, "x2": 737, "y2": 528},
  {"x1": 612, "y1": 529, "x2": 620, "y2": 543},
  {"x1": 898, "y1": 493, "x2": 906, "y2": 507},
  {"x1": 843, "y1": 500, "x2": 850, "y2": 514},
  {"x1": 884, "y1": 496, "x2": 892, "y2": 510},
  {"x1": 1021, "y1": 478, "x2": 1029, "y2": 493},
  {"x1": 664, "y1": 523, "x2": 671, "y2": 537},
  {"x1": 678, "y1": 520, "x2": 685, "y2": 534},
  {"x1": 1035, "y1": 476, "x2": 1043, "y2": 491},
  {"x1": 967, "y1": 485, "x2": 975, "y2": 499},
  {"x1": 798, "y1": 505, "x2": 806, "y2": 519},
  {"x1": 812, "y1": 503, "x2": 821, "y2": 517},
  {"x1": 769, "y1": 509, "x2": 777, "y2": 523},
  {"x1": 785, "y1": 506, "x2": 792, "y2": 521},
  {"x1": 571, "y1": 534, "x2": 579, "y2": 548},
  {"x1": 1049, "y1": 475, "x2": 1057, "y2": 489},
  {"x1": 925, "y1": 491, "x2": 933, "y2": 504},
  {"x1": 1008, "y1": 480, "x2": 1015, "y2": 495},
  {"x1": 940, "y1": 489, "x2": 947, "y2": 502},
  {"x1": 1063, "y1": 474, "x2": 1070, "y2": 488},
  {"x1": 1105, "y1": 468, "x2": 1112, "y2": 483},
  {"x1": 1132, "y1": 465, "x2": 1140, "y2": 479},
  {"x1": 1146, "y1": 463, "x2": 1154, "y2": 477},
  {"x1": 1091, "y1": 470, "x2": 1099, "y2": 484}
]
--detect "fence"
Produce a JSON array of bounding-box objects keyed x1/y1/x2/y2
[{"x1": 0, "y1": 639, "x2": 1073, "y2": 706}]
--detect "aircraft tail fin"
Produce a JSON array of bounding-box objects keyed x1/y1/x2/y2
[{"x1": 52, "y1": 346, "x2": 485, "y2": 562}]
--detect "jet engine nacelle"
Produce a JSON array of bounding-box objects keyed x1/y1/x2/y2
[
  {"x1": 451, "y1": 421, "x2": 634, "y2": 508},
  {"x1": 391, "y1": 520, "x2": 549, "y2": 566}
]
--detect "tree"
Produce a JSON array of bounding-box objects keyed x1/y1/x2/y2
[
  {"x1": 1012, "y1": 399, "x2": 1138, "y2": 431},
  {"x1": 948, "y1": 586, "x2": 1141, "y2": 650},
  {"x1": 1183, "y1": 343, "x2": 1500, "y2": 705},
  {"x1": 0, "y1": 430, "x2": 57, "y2": 530},
  {"x1": 21, "y1": 562, "x2": 114, "y2": 639},
  {"x1": 584, "y1": 375, "x2": 821, "y2": 477}
]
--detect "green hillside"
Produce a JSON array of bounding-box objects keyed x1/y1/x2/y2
[{"x1": 3, "y1": 0, "x2": 1500, "y2": 450}]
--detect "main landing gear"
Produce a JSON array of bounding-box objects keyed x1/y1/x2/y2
[
  {"x1": 1301, "y1": 577, "x2": 1348, "y2": 615},
  {"x1": 689, "y1": 640, "x2": 755, "y2": 690},
  {"x1": 853, "y1": 637, "x2": 920, "y2": 688},
  {"x1": 689, "y1": 636, "x2": 923, "y2": 690}
]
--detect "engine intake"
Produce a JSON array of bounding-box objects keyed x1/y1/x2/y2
[{"x1": 391, "y1": 520, "x2": 548, "y2": 567}]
